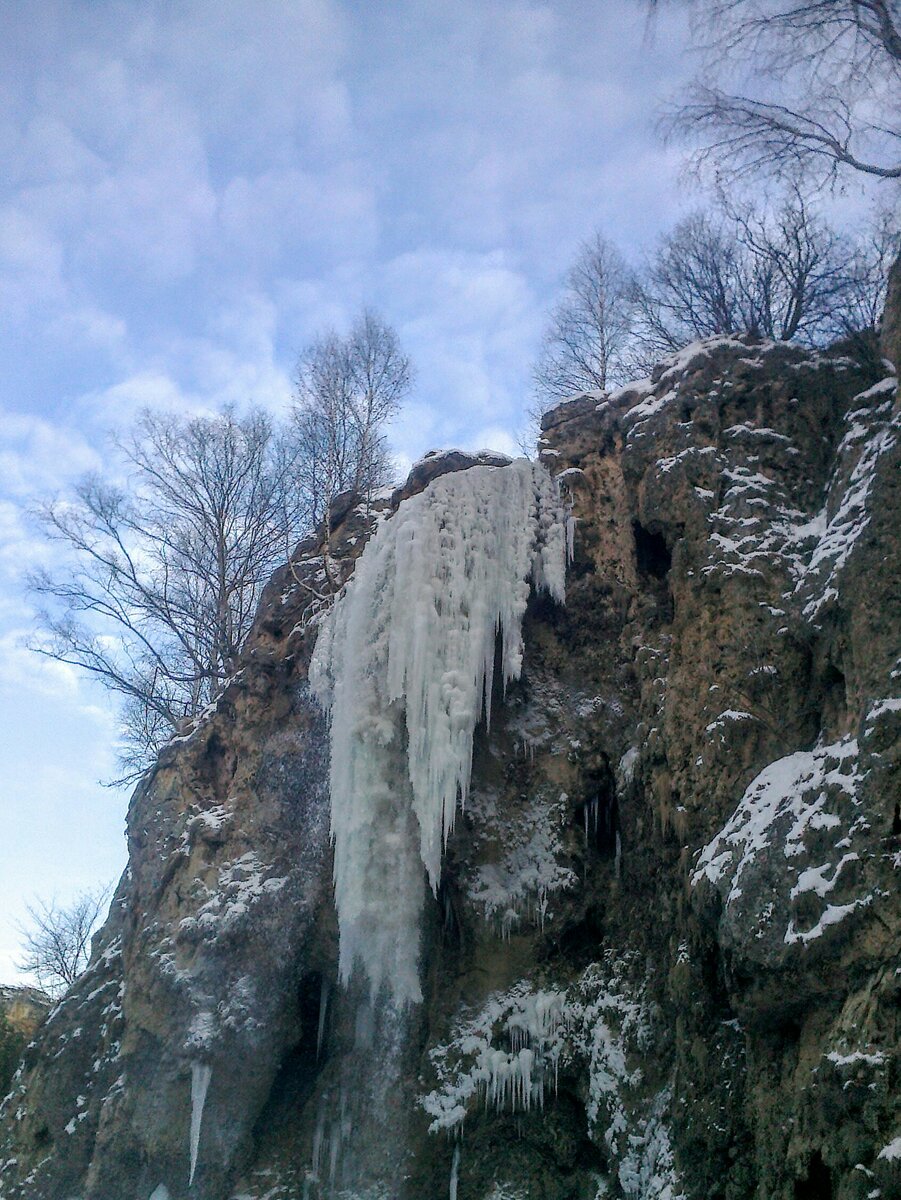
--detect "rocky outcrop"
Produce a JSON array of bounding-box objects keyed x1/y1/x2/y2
[
  {"x1": 0, "y1": 987, "x2": 50, "y2": 1040},
  {"x1": 0, "y1": 337, "x2": 898, "y2": 1200},
  {"x1": 0, "y1": 987, "x2": 50, "y2": 1098}
]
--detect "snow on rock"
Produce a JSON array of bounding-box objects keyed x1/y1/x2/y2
[
  {"x1": 692, "y1": 737, "x2": 874, "y2": 951},
  {"x1": 878, "y1": 1137, "x2": 901, "y2": 1161},
  {"x1": 421, "y1": 984, "x2": 571, "y2": 1132},
  {"x1": 798, "y1": 381, "x2": 899, "y2": 617},
  {"x1": 310, "y1": 460, "x2": 568, "y2": 1005},
  {"x1": 421, "y1": 956, "x2": 683, "y2": 1197},
  {"x1": 616, "y1": 1091, "x2": 686, "y2": 1200}
]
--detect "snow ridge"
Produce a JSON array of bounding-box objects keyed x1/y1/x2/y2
[{"x1": 310, "y1": 460, "x2": 567, "y2": 1005}]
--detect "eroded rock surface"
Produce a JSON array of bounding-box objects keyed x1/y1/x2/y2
[{"x1": 1, "y1": 337, "x2": 899, "y2": 1200}]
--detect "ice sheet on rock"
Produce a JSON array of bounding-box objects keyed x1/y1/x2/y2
[{"x1": 310, "y1": 460, "x2": 567, "y2": 1005}]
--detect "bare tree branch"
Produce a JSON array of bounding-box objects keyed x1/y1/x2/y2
[
  {"x1": 17, "y1": 887, "x2": 111, "y2": 999},
  {"x1": 533, "y1": 233, "x2": 637, "y2": 408},
  {"x1": 658, "y1": 0, "x2": 901, "y2": 184},
  {"x1": 29, "y1": 407, "x2": 312, "y2": 777}
]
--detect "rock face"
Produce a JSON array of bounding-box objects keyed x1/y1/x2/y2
[
  {"x1": 0, "y1": 987, "x2": 50, "y2": 1097},
  {"x1": 0, "y1": 987, "x2": 50, "y2": 1040},
  {"x1": 1, "y1": 338, "x2": 899, "y2": 1200}
]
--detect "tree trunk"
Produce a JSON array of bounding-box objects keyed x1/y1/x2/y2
[{"x1": 880, "y1": 249, "x2": 901, "y2": 373}]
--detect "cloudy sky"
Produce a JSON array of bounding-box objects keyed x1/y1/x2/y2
[{"x1": 0, "y1": 0, "x2": 708, "y2": 981}]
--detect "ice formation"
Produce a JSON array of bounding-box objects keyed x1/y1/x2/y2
[
  {"x1": 449, "y1": 1144, "x2": 460, "y2": 1200},
  {"x1": 310, "y1": 460, "x2": 567, "y2": 1004},
  {"x1": 188, "y1": 1061, "x2": 212, "y2": 1187},
  {"x1": 422, "y1": 985, "x2": 570, "y2": 1132}
]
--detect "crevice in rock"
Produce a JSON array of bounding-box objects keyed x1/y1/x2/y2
[
  {"x1": 633, "y1": 521, "x2": 672, "y2": 580},
  {"x1": 816, "y1": 662, "x2": 849, "y2": 738},
  {"x1": 436, "y1": 875, "x2": 464, "y2": 949},
  {"x1": 197, "y1": 729, "x2": 238, "y2": 797},
  {"x1": 573, "y1": 758, "x2": 618, "y2": 857},
  {"x1": 267, "y1": 972, "x2": 328, "y2": 1114},
  {"x1": 793, "y1": 1150, "x2": 832, "y2": 1200}
]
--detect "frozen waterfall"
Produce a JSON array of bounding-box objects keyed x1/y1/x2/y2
[{"x1": 310, "y1": 459, "x2": 567, "y2": 1005}]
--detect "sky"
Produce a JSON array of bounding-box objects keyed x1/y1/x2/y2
[{"x1": 0, "y1": 0, "x2": 706, "y2": 982}]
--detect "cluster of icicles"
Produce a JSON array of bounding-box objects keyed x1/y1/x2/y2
[
  {"x1": 310, "y1": 459, "x2": 568, "y2": 1005},
  {"x1": 474, "y1": 991, "x2": 567, "y2": 1115}
]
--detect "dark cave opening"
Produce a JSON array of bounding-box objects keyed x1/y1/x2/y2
[
  {"x1": 818, "y1": 662, "x2": 848, "y2": 735},
  {"x1": 436, "y1": 875, "x2": 463, "y2": 948},
  {"x1": 264, "y1": 971, "x2": 328, "y2": 1113},
  {"x1": 793, "y1": 1150, "x2": 832, "y2": 1200},
  {"x1": 247, "y1": 971, "x2": 331, "y2": 1158},
  {"x1": 892, "y1": 801, "x2": 900, "y2": 837},
  {"x1": 632, "y1": 520, "x2": 672, "y2": 579},
  {"x1": 572, "y1": 759, "x2": 618, "y2": 857}
]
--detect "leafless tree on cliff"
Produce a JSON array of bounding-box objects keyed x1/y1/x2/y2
[
  {"x1": 661, "y1": 1, "x2": 901, "y2": 185},
  {"x1": 533, "y1": 233, "x2": 637, "y2": 407},
  {"x1": 632, "y1": 191, "x2": 895, "y2": 363},
  {"x1": 28, "y1": 312, "x2": 411, "y2": 777},
  {"x1": 29, "y1": 407, "x2": 309, "y2": 777},
  {"x1": 293, "y1": 309, "x2": 412, "y2": 534},
  {"x1": 631, "y1": 210, "x2": 747, "y2": 362},
  {"x1": 17, "y1": 888, "x2": 110, "y2": 999}
]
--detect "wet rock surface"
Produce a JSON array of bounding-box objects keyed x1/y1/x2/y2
[{"x1": 1, "y1": 337, "x2": 899, "y2": 1200}]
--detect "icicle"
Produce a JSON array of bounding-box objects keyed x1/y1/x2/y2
[
  {"x1": 188, "y1": 1062, "x2": 212, "y2": 1188},
  {"x1": 311, "y1": 1095, "x2": 327, "y2": 1178},
  {"x1": 316, "y1": 978, "x2": 330, "y2": 1060},
  {"x1": 310, "y1": 460, "x2": 567, "y2": 1006},
  {"x1": 566, "y1": 512, "x2": 577, "y2": 562},
  {"x1": 449, "y1": 1144, "x2": 461, "y2": 1200},
  {"x1": 329, "y1": 1123, "x2": 340, "y2": 1187}
]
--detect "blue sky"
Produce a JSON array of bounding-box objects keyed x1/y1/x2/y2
[{"x1": 0, "y1": 0, "x2": 704, "y2": 981}]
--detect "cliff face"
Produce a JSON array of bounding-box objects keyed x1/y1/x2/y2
[{"x1": 1, "y1": 338, "x2": 898, "y2": 1200}]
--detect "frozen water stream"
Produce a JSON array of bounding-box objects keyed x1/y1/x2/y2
[{"x1": 310, "y1": 459, "x2": 567, "y2": 1004}]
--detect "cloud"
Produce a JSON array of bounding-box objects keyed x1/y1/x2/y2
[
  {"x1": 0, "y1": 412, "x2": 100, "y2": 497},
  {"x1": 380, "y1": 247, "x2": 542, "y2": 458}
]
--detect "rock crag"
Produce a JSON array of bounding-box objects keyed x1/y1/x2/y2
[{"x1": 1, "y1": 339, "x2": 898, "y2": 1200}]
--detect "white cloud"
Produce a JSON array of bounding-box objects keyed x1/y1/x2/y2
[{"x1": 0, "y1": 412, "x2": 100, "y2": 497}]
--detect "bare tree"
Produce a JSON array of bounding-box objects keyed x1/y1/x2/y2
[
  {"x1": 632, "y1": 191, "x2": 893, "y2": 360},
  {"x1": 632, "y1": 210, "x2": 748, "y2": 362},
  {"x1": 17, "y1": 888, "x2": 110, "y2": 999},
  {"x1": 533, "y1": 233, "x2": 637, "y2": 405},
  {"x1": 30, "y1": 407, "x2": 308, "y2": 777},
  {"x1": 662, "y1": 1, "x2": 901, "y2": 184},
  {"x1": 293, "y1": 308, "x2": 412, "y2": 531},
  {"x1": 718, "y1": 185, "x2": 856, "y2": 342},
  {"x1": 834, "y1": 206, "x2": 900, "y2": 335}
]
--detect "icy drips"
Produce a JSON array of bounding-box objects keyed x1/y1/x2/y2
[
  {"x1": 317, "y1": 978, "x2": 330, "y2": 1059},
  {"x1": 450, "y1": 1144, "x2": 461, "y2": 1200},
  {"x1": 310, "y1": 460, "x2": 567, "y2": 1005},
  {"x1": 188, "y1": 1062, "x2": 212, "y2": 1187}
]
